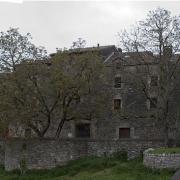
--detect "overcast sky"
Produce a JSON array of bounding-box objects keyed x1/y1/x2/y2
[{"x1": 0, "y1": 1, "x2": 180, "y2": 53}]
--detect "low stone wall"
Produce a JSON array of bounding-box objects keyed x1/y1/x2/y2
[
  {"x1": 5, "y1": 138, "x2": 87, "y2": 171},
  {"x1": 87, "y1": 139, "x2": 164, "y2": 159},
  {"x1": 5, "y1": 138, "x2": 165, "y2": 171},
  {"x1": 144, "y1": 152, "x2": 180, "y2": 169},
  {"x1": 0, "y1": 139, "x2": 4, "y2": 166}
]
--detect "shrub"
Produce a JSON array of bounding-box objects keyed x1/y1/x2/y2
[{"x1": 111, "y1": 150, "x2": 128, "y2": 161}]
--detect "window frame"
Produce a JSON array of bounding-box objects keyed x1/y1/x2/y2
[
  {"x1": 150, "y1": 75, "x2": 158, "y2": 87},
  {"x1": 119, "y1": 128, "x2": 131, "y2": 139},
  {"x1": 113, "y1": 98, "x2": 122, "y2": 110},
  {"x1": 114, "y1": 76, "x2": 122, "y2": 88},
  {"x1": 75, "y1": 123, "x2": 91, "y2": 138}
]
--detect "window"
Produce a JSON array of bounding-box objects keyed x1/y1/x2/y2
[
  {"x1": 150, "y1": 98, "x2": 157, "y2": 109},
  {"x1": 150, "y1": 76, "x2": 158, "y2": 86},
  {"x1": 75, "y1": 123, "x2": 90, "y2": 138},
  {"x1": 3, "y1": 128, "x2": 9, "y2": 138},
  {"x1": 114, "y1": 77, "x2": 121, "y2": 88},
  {"x1": 25, "y1": 128, "x2": 31, "y2": 138},
  {"x1": 116, "y1": 62, "x2": 121, "y2": 69},
  {"x1": 119, "y1": 128, "x2": 130, "y2": 138},
  {"x1": 114, "y1": 99, "x2": 121, "y2": 110}
]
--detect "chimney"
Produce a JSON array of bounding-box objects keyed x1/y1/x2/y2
[
  {"x1": 97, "y1": 43, "x2": 100, "y2": 47},
  {"x1": 163, "y1": 46, "x2": 172, "y2": 58}
]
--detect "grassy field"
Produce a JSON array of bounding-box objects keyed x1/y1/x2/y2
[
  {"x1": 150, "y1": 147, "x2": 180, "y2": 154},
  {"x1": 0, "y1": 155, "x2": 174, "y2": 180}
]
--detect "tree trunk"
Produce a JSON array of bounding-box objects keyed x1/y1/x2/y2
[{"x1": 55, "y1": 118, "x2": 65, "y2": 138}]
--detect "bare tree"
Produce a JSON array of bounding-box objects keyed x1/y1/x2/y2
[
  {"x1": 118, "y1": 7, "x2": 180, "y2": 146},
  {"x1": 71, "y1": 38, "x2": 86, "y2": 49}
]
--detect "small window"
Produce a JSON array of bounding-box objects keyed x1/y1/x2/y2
[
  {"x1": 3, "y1": 128, "x2": 9, "y2": 138},
  {"x1": 116, "y1": 62, "x2": 121, "y2": 69},
  {"x1": 119, "y1": 128, "x2": 130, "y2": 138},
  {"x1": 75, "y1": 123, "x2": 90, "y2": 138},
  {"x1": 150, "y1": 98, "x2": 157, "y2": 109},
  {"x1": 114, "y1": 77, "x2": 121, "y2": 88},
  {"x1": 150, "y1": 76, "x2": 158, "y2": 86},
  {"x1": 114, "y1": 99, "x2": 121, "y2": 110},
  {"x1": 25, "y1": 128, "x2": 31, "y2": 138}
]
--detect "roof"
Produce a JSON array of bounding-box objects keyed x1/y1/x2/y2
[
  {"x1": 122, "y1": 51, "x2": 158, "y2": 65},
  {"x1": 50, "y1": 45, "x2": 122, "y2": 60}
]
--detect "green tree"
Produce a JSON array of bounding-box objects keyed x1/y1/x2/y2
[
  {"x1": 0, "y1": 49, "x2": 109, "y2": 138},
  {"x1": 0, "y1": 27, "x2": 47, "y2": 72},
  {"x1": 52, "y1": 50, "x2": 109, "y2": 138}
]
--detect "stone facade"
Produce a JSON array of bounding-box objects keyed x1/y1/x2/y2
[
  {"x1": 144, "y1": 151, "x2": 180, "y2": 169},
  {"x1": 53, "y1": 46, "x2": 180, "y2": 142},
  {"x1": 9, "y1": 45, "x2": 180, "y2": 142}
]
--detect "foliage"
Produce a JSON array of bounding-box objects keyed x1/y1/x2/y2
[
  {"x1": 71, "y1": 38, "x2": 86, "y2": 49},
  {"x1": 150, "y1": 147, "x2": 180, "y2": 154},
  {"x1": 19, "y1": 159, "x2": 27, "y2": 175},
  {"x1": 0, "y1": 61, "x2": 58, "y2": 137},
  {"x1": 0, "y1": 48, "x2": 110, "y2": 137},
  {"x1": 51, "y1": 50, "x2": 110, "y2": 137},
  {"x1": 0, "y1": 27, "x2": 47, "y2": 72},
  {"x1": 110, "y1": 151, "x2": 128, "y2": 161}
]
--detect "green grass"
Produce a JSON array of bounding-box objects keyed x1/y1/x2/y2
[
  {"x1": 0, "y1": 156, "x2": 174, "y2": 180},
  {"x1": 150, "y1": 147, "x2": 180, "y2": 154}
]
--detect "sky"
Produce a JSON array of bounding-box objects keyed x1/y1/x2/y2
[{"x1": 0, "y1": 1, "x2": 180, "y2": 54}]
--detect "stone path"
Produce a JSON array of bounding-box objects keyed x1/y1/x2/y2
[{"x1": 171, "y1": 169, "x2": 180, "y2": 180}]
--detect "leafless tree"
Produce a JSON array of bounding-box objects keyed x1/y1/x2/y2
[{"x1": 118, "y1": 7, "x2": 180, "y2": 146}]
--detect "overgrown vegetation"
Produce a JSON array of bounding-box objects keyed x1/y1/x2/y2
[
  {"x1": 151, "y1": 147, "x2": 180, "y2": 154},
  {"x1": 0, "y1": 156, "x2": 174, "y2": 180}
]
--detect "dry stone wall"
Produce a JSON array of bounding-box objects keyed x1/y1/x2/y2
[
  {"x1": 144, "y1": 152, "x2": 180, "y2": 169},
  {"x1": 0, "y1": 140, "x2": 4, "y2": 166},
  {"x1": 5, "y1": 138, "x2": 164, "y2": 171}
]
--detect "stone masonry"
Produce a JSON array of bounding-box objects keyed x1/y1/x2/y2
[
  {"x1": 144, "y1": 152, "x2": 180, "y2": 169},
  {"x1": 4, "y1": 138, "x2": 164, "y2": 171}
]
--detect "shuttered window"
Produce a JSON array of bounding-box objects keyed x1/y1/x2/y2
[
  {"x1": 114, "y1": 77, "x2": 121, "y2": 88},
  {"x1": 114, "y1": 99, "x2": 121, "y2": 110},
  {"x1": 119, "y1": 128, "x2": 130, "y2": 138}
]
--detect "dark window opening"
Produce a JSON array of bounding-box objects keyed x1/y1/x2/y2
[
  {"x1": 114, "y1": 77, "x2": 121, "y2": 88},
  {"x1": 114, "y1": 99, "x2": 121, "y2": 110},
  {"x1": 25, "y1": 128, "x2": 31, "y2": 138},
  {"x1": 150, "y1": 98, "x2": 157, "y2": 109},
  {"x1": 119, "y1": 128, "x2": 130, "y2": 138},
  {"x1": 3, "y1": 128, "x2": 9, "y2": 138},
  {"x1": 75, "y1": 123, "x2": 90, "y2": 138},
  {"x1": 150, "y1": 76, "x2": 158, "y2": 86},
  {"x1": 116, "y1": 62, "x2": 121, "y2": 69}
]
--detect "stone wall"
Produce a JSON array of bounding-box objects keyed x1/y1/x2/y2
[
  {"x1": 87, "y1": 139, "x2": 164, "y2": 159},
  {"x1": 144, "y1": 152, "x2": 180, "y2": 169},
  {"x1": 5, "y1": 138, "x2": 88, "y2": 171},
  {"x1": 5, "y1": 138, "x2": 164, "y2": 171},
  {"x1": 0, "y1": 139, "x2": 4, "y2": 166}
]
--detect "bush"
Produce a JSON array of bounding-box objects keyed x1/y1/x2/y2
[{"x1": 111, "y1": 150, "x2": 128, "y2": 161}]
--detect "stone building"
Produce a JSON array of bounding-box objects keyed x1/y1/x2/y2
[
  {"x1": 8, "y1": 45, "x2": 180, "y2": 142},
  {"x1": 3, "y1": 44, "x2": 180, "y2": 170},
  {"x1": 56, "y1": 45, "x2": 180, "y2": 142}
]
